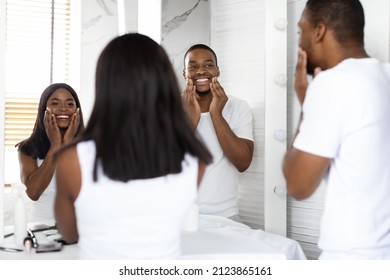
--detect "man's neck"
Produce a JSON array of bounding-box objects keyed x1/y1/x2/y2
[
  {"x1": 326, "y1": 44, "x2": 369, "y2": 69},
  {"x1": 196, "y1": 92, "x2": 213, "y2": 112}
]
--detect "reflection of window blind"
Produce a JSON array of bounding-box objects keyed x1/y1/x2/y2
[
  {"x1": 211, "y1": 0, "x2": 266, "y2": 229},
  {"x1": 5, "y1": 0, "x2": 70, "y2": 148}
]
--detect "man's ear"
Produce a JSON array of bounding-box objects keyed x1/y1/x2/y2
[
  {"x1": 182, "y1": 69, "x2": 187, "y2": 79},
  {"x1": 315, "y1": 23, "x2": 326, "y2": 43},
  {"x1": 216, "y1": 66, "x2": 220, "y2": 77}
]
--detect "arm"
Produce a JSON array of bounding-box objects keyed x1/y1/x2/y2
[
  {"x1": 209, "y1": 77, "x2": 254, "y2": 172},
  {"x1": 55, "y1": 146, "x2": 81, "y2": 244},
  {"x1": 283, "y1": 114, "x2": 330, "y2": 200},
  {"x1": 19, "y1": 109, "x2": 62, "y2": 200},
  {"x1": 19, "y1": 148, "x2": 58, "y2": 201},
  {"x1": 283, "y1": 147, "x2": 330, "y2": 200}
]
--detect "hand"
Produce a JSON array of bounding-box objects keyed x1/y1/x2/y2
[
  {"x1": 294, "y1": 48, "x2": 309, "y2": 105},
  {"x1": 63, "y1": 108, "x2": 80, "y2": 143},
  {"x1": 294, "y1": 48, "x2": 322, "y2": 105},
  {"x1": 209, "y1": 77, "x2": 228, "y2": 116},
  {"x1": 44, "y1": 108, "x2": 62, "y2": 147},
  {"x1": 182, "y1": 78, "x2": 201, "y2": 128}
]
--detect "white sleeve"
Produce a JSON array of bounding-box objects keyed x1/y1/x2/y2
[
  {"x1": 293, "y1": 73, "x2": 343, "y2": 158},
  {"x1": 232, "y1": 100, "x2": 254, "y2": 141}
]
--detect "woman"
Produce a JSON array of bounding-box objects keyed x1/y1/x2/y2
[
  {"x1": 55, "y1": 33, "x2": 212, "y2": 259},
  {"x1": 16, "y1": 83, "x2": 84, "y2": 222}
]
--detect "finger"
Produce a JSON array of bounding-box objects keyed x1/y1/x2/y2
[
  {"x1": 188, "y1": 79, "x2": 197, "y2": 95},
  {"x1": 45, "y1": 108, "x2": 55, "y2": 128},
  {"x1": 294, "y1": 48, "x2": 309, "y2": 105},
  {"x1": 74, "y1": 108, "x2": 80, "y2": 127},
  {"x1": 295, "y1": 48, "x2": 307, "y2": 74},
  {"x1": 183, "y1": 79, "x2": 193, "y2": 95},
  {"x1": 70, "y1": 110, "x2": 77, "y2": 126},
  {"x1": 44, "y1": 109, "x2": 50, "y2": 125},
  {"x1": 210, "y1": 77, "x2": 224, "y2": 97},
  {"x1": 51, "y1": 113, "x2": 58, "y2": 129}
]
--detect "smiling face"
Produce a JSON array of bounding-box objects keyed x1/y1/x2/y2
[
  {"x1": 183, "y1": 48, "x2": 220, "y2": 95},
  {"x1": 46, "y1": 88, "x2": 77, "y2": 128}
]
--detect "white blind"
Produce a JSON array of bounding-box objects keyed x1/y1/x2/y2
[
  {"x1": 5, "y1": 0, "x2": 71, "y2": 148},
  {"x1": 211, "y1": 0, "x2": 266, "y2": 229}
]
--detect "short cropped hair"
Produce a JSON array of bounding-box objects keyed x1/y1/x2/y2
[
  {"x1": 183, "y1": 44, "x2": 218, "y2": 67},
  {"x1": 305, "y1": 0, "x2": 365, "y2": 45}
]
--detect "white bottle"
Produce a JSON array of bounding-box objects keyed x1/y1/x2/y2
[{"x1": 13, "y1": 184, "x2": 27, "y2": 246}]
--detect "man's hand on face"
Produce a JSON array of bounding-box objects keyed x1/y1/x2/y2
[
  {"x1": 182, "y1": 78, "x2": 201, "y2": 127},
  {"x1": 294, "y1": 47, "x2": 322, "y2": 106},
  {"x1": 209, "y1": 77, "x2": 228, "y2": 116}
]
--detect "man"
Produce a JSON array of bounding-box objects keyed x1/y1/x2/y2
[
  {"x1": 182, "y1": 44, "x2": 254, "y2": 221},
  {"x1": 283, "y1": 0, "x2": 390, "y2": 259}
]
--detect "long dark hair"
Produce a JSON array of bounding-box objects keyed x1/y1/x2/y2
[
  {"x1": 77, "y1": 33, "x2": 212, "y2": 182},
  {"x1": 16, "y1": 83, "x2": 84, "y2": 159}
]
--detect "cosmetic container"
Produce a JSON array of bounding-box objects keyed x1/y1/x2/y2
[{"x1": 13, "y1": 184, "x2": 27, "y2": 246}]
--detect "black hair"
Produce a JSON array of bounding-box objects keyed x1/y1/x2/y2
[
  {"x1": 76, "y1": 33, "x2": 212, "y2": 182},
  {"x1": 183, "y1": 44, "x2": 218, "y2": 67},
  {"x1": 305, "y1": 0, "x2": 365, "y2": 45},
  {"x1": 16, "y1": 83, "x2": 84, "y2": 159}
]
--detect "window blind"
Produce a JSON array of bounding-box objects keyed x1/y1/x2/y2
[{"x1": 5, "y1": 0, "x2": 70, "y2": 148}]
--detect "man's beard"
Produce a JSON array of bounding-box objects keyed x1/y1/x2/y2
[{"x1": 307, "y1": 61, "x2": 316, "y2": 76}]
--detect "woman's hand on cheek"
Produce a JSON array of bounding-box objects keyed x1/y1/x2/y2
[
  {"x1": 63, "y1": 108, "x2": 80, "y2": 144},
  {"x1": 44, "y1": 107, "x2": 62, "y2": 147}
]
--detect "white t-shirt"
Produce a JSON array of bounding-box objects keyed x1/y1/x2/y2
[
  {"x1": 294, "y1": 58, "x2": 390, "y2": 259},
  {"x1": 74, "y1": 140, "x2": 198, "y2": 259},
  {"x1": 196, "y1": 95, "x2": 253, "y2": 217}
]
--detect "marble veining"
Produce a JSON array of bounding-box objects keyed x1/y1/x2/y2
[
  {"x1": 82, "y1": 15, "x2": 103, "y2": 31},
  {"x1": 83, "y1": 0, "x2": 117, "y2": 32},
  {"x1": 162, "y1": 0, "x2": 208, "y2": 41},
  {"x1": 97, "y1": 0, "x2": 117, "y2": 15}
]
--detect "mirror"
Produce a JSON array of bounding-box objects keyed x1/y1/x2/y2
[{"x1": 2, "y1": 0, "x2": 272, "y2": 240}]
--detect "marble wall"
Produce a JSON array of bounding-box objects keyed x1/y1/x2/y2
[
  {"x1": 80, "y1": 0, "x2": 119, "y2": 121},
  {"x1": 79, "y1": 0, "x2": 210, "y2": 121},
  {"x1": 161, "y1": 0, "x2": 210, "y2": 89}
]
